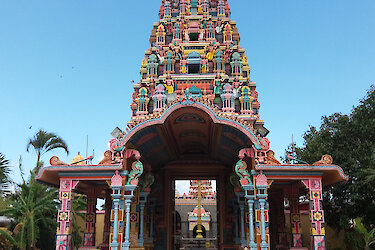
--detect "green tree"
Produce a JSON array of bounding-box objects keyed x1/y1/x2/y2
[
  {"x1": 354, "y1": 218, "x2": 375, "y2": 250},
  {"x1": 293, "y1": 86, "x2": 375, "y2": 248},
  {"x1": 26, "y1": 129, "x2": 69, "y2": 174},
  {"x1": 0, "y1": 177, "x2": 58, "y2": 250},
  {"x1": 0, "y1": 153, "x2": 11, "y2": 192}
]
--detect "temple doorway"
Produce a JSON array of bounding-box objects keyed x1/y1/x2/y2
[{"x1": 173, "y1": 179, "x2": 218, "y2": 250}]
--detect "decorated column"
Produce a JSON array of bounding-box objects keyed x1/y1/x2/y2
[
  {"x1": 243, "y1": 184, "x2": 257, "y2": 250},
  {"x1": 84, "y1": 186, "x2": 97, "y2": 247},
  {"x1": 123, "y1": 160, "x2": 144, "y2": 250},
  {"x1": 233, "y1": 205, "x2": 240, "y2": 245},
  {"x1": 123, "y1": 185, "x2": 136, "y2": 250},
  {"x1": 304, "y1": 178, "x2": 326, "y2": 250},
  {"x1": 56, "y1": 179, "x2": 79, "y2": 250},
  {"x1": 138, "y1": 171, "x2": 154, "y2": 246},
  {"x1": 110, "y1": 171, "x2": 124, "y2": 250},
  {"x1": 255, "y1": 172, "x2": 269, "y2": 250},
  {"x1": 235, "y1": 192, "x2": 246, "y2": 247},
  {"x1": 138, "y1": 191, "x2": 150, "y2": 246},
  {"x1": 148, "y1": 199, "x2": 155, "y2": 243},
  {"x1": 289, "y1": 186, "x2": 303, "y2": 247},
  {"x1": 234, "y1": 158, "x2": 257, "y2": 250},
  {"x1": 100, "y1": 190, "x2": 112, "y2": 250}
]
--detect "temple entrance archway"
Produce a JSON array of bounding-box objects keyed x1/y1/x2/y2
[{"x1": 121, "y1": 104, "x2": 260, "y2": 249}]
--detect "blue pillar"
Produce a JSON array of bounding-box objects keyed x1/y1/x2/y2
[
  {"x1": 258, "y1": 197, "x2": 268, "y2": 249},
  {"x1": 239, "y1": 203, "x2": 246, "y2": 246},
  {"x1": 235, "y1": 191, "x2": 246, "y2": 247},
  {"x1": 122, "y1": 185, "x2": 136, "y2": 250},
  {"x1": 243, "y1": 184, "x2": 257, "y2": 250},
  {"x1": 148, "y1": 202, "x2": 155, "y2": 243},
  {"x1": 255, "y1": 172, "x2": 269, "y2": 250},
  {"x1": 234, "y1": 206, "x2": 240, "y2": 244},
  {"x1": 138, "y1": 191, "x2": 150, "y2": 246},
  {"x1": 110, "y1": 172, "x2": 124, "y2": 250}
]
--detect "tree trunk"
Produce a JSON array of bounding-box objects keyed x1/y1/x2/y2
[{"x1": 36, "y1": 152, "x2": 40, "y2": 170}]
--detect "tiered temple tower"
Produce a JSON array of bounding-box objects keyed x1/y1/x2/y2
[{"x1": 128, "y1": 0, "x2": 265, "y2": 136}]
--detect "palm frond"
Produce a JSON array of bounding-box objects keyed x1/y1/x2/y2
[
  {"x1": 44, "y1": 137, "x2": 69, "y2": 155},
  {"x1": 0, "y1": 153, "x2": 12, "y2": 189},
  {"x1": 354, "y1": 218, "x2": 369, "y2": 237},
  {"x1": 0, "y1": 228, "x2": 17, "y2": 246}
]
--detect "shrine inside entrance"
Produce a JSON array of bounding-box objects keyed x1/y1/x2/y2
[{"x1": 173, "y1": 179, "x2": 218, "y2": 249}]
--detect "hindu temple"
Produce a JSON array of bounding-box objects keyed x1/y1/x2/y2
[{"x1": 36, "y1": 0, "x2": 348, "y2": 249}]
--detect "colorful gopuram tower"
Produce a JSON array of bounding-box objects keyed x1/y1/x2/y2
[
  {"x1": 129, "y1": 0, "x2": 263, "y2": 132},
  {"x1": 36, "y1": 1, "x2": 349, "y2": 250}
]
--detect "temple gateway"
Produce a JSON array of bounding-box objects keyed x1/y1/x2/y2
[{"x1": 36, "y1": 0, "x2": 348, "y2": 249}]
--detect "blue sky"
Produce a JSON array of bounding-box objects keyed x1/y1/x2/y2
[{"x1": 0, "y1": 0, "x2": 374, "y2": 184}]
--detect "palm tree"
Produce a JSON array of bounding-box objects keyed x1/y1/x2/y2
[
  {"x1": 354, "y1": 218, "x2": 375, "y2": 250},
  {"x1": 0, "y1": 153, "x2": 11, "y2": 192},
  {"x1": 26, "y1": 129, "x2": 69, "y2": 173},
  {"x1": 0, "y1": 179, "x2": 58, "y2": 250}
]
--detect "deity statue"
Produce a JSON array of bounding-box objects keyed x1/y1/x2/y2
[
  {"x1": 218, "y1": 0, "x2": 225, "y2": 16},
  {"x1": 202, "y1": 0, "x2": 208, "y2": 13},
  {"x1": 201, "y1": 55, "x2": 208, "y2": 73},
  {"x1": 232, "y1": 77, "x2": 241, "y2": 97},
  {"x1": 199, "y1": 26, "x2": 205, "y2": 41},
  {"x1": 206, "y1": 46, "x2": 215, "y2": 61},
  {"x1": 215, "y1": 20, "x2": 224, "y2": 34},
  {"x1": 180, "y1": 56, "x2": 188, "y2": 74},
  {"x1": 174, "y1": 46, "x2": 182, "y2": 60},
  {"x1": 174, "y1": 22, "x2": 181, "y2": 40},
  {"x1": 164, "y1": 1, "x2": 171, "y2": 16},
  {"x1": 164, "y1": 74, "x2": 174, "y2": 93},
  {"x1": 213, "y1": 73, "x2": 224, "y2": 95},
  {"x1": 180, "y1": 0, "x2": 186, "y2": 14},
  {"x1": 166, "y1": 51, "x2": 173, "y2": 72},
  {"x1": 216, "y1": 50, "x2": 223, "y2": 71},
  {"x1": 207, "y1": 22, "x2": 215, "y2": 39}
]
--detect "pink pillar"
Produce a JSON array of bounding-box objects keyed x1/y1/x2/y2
[
  {"x1": 84, "y1": 187, "x2": 97, "y2": 246},
  {"x1": 289, "y1": 187, "x2": 303, "y2": 247},
  {"x1": 56, "y1": 179, "x2": 78, "y2": 250},
  {"x1": 308, "y1": 178, "x2": 326, "y2": 249}
]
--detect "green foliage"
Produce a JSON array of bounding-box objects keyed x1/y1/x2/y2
[
  {"x1": 354, "y1": 218, "x2": 375, "y2": 250},
  {"x1": 0, "y1": 153, "x2": 12, "y2": 192},
  {"x1": 0, "y1": 228, "x2": 17, "y2": 248},
  {"x1": 0, "y1": 176, "x2": 58, "y2": 250},
  {"x1": 292, "y1": 85, "x2": 375, "y2": 249}
]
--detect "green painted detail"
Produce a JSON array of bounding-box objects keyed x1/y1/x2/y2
[
  {"x1": 141, "y1": 172, "x2": 155, "y2": 191},
  {"x1": 126, "y1": 161, "x2": 144, "y2": 185},
  {"x1": 235, "y1": 160, "x2": 252, "y2": 185},
  {"x1": 189, "y1": 84, "x2": 202, "y2": 101}
]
